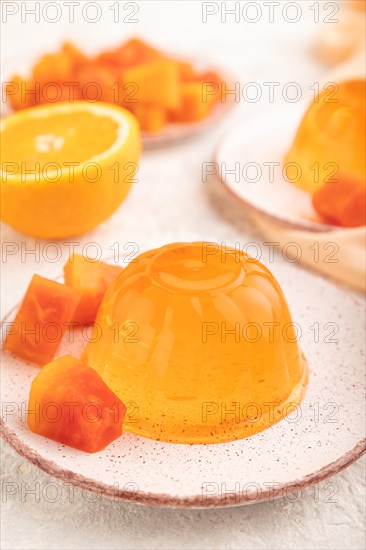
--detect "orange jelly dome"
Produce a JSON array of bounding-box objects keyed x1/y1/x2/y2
[
  {"x1": 284, "y1": 79, "x2": 366, "y2": 193},
  {"x1": 83, "y1": 243, "x2": 308, "y2": 444}
]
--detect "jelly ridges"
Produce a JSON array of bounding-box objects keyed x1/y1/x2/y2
[
  {"x1": 83, "y1": 243, "x2": 308, "y2": 443},
  {"x1": 284, "y1": 79, "x2": 365, "y2": 193}
]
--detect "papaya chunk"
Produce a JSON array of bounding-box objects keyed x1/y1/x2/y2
[
  {"x1": 312, "y1": 175, "x2": 366, "y2": 227},
  {"x1": 61, "y1": 41, "x2": 89, "y2": 68},
  {"x1": 172, "y1": 60, "x2": 196, "y2": 82},
  {"x1": 196, "y1": 71, "x2": 223, "y2": 103},
  {"x1": 5, "y1": 75, "x2": 34, "y2": 111},
  {"x1": 3, "y1": 275, "x2": 80, "y2": 366},
  {"x1": 63, "y1": 254, "x2": 122, "y2": 325},
  {"x1": 27, "y1": 354, "x2": 126, "y2": 452},
  {"x1": 122, "y1": 60, "x2": 181, "y2": 109},
  {"x1": 32, "y1": 53, "x2": 73, "y2": 84},
  {"x1": 95, "y1": 38, "x2": 161, "y2": 70},
  {"x1": 132, "y1": 103, "x2": 167, "y2": 132},
  {"x1": 172, "y1": 82, "x2": 215, "y2": 123},
  {"x1": 114, "y1": 37, "x2": 162, "y2": 68},
  {"x1": 76, "y1": 64, "x2": 118, "y2": 103}
]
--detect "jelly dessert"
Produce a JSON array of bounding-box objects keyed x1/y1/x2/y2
[
  {"x1": 83, "y1": 242, "x2": 308, "y2": 444},
  {"x1": 284, "y1": 79, "x2": 366, "y2": 193}
]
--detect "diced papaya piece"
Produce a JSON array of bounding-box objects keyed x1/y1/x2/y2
[
  {"x1": 132, "y1": 104, "x2": 167, "y2": 133},
  {"x1": 75, "y1": 64, "x2": 118, "y2": 103},
  {"x1": 3, "y1": 275, "x2": 80, "y2": 366},
  {"x1": 312, "y1": 175, "x2": 366, "y2": 227},
  {"x1": 172, "y1": 82, "x2": 216, "y2": 123},
  {"x1": 95, "y1": 67, "x2": 120, "y2": 104},
  {"x1": 122, "y1": 60, "x2": 181, "y2": 109},
  {"x1": 197, "y1": 71, "x2": 223, "y2": 104},
  {"x1": 32, "y1": 53, "x2": 74, "y2": 84},
  {"x1": 95, "y1": 38, "x2": 161, "y2": 70},
  {"x1": 194, "y1": 71, "x2": 224, "y2": 107},
  {"x1": 94, "y1": 49, "x2": 124, "y2": 69},
  {"x1": 63, "y1": 254, "x2": 122, "y2": 325},
  {"x1": 61, "y1": 41, "x2": 89, "y2": 68},
  {"x1": 115, "y1": 38, "x2": 162, "y2": 68},
  {"x1": 5, "y1": 76, "x2": 35, "y2": 110},
  {"x1": 172, "y1": 60, "x2": 196, "y2": 82},
  {"x1": 27, "y1": 355, "x2": 126, "y2": 452},
  {"x1": 195, "y1": 70, "x2": 223, "y2": 86}
]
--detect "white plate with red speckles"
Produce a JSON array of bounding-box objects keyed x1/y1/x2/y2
[{"x1": 1, "y1": 258, "x2": 365, "y2": 508}]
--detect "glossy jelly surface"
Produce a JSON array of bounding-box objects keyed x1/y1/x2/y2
[
  {"x1": 83, "y1": 243, "x2": 308, "y2": 443},
  {"x1": 284, "y1": 79, "x2": 366, "y2": 193}
]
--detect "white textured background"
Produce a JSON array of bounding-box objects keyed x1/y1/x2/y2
[{"x1": 1, "y1": 2, "x2": 365, "y2": 549}]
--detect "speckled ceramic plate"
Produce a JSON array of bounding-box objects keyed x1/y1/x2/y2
[
  {"x1": 1, "y1": 259, "x2": 365, "y2": 508},
  {"x1": 216, "y1": 106, "x2": 341, "y2": 232},
  {"x1": 1, "y1": 51, "x2": 236, "y2": 148}
]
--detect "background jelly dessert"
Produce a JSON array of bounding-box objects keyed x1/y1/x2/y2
[
  {"x1": 83, "y1": 242, "x2": 308, "y2": 444},
  {"x1": 284, "y1": 79, "x2": 365, "y2": 194}
]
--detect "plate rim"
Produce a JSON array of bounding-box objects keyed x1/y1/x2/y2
[{"x1": 1, "y1": 419, "x2": 365, "y2": 508}]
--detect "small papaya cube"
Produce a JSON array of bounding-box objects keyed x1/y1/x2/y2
[
  {"x1": 122, "y1": 60, "x2": 181, "y2": 109},
  {"x1": 76, "y1": 64, "x2": 117, "y2": 103},
  {"x1": 32, "y1": 53, "x2": 73, "y2": 85},
  {"x1": 5, "y1": 75, "x2": 34, "y2": 111},
  {"x1": 95, "y1": 49, "x2": 123, "y2": 69},
  {"x1": 96, "y1": 67, "x2": 120, "y2": 104},
  {"x1": 61, "y1": 41, "x2": 89, "y2": 69},
  {"x1": 173, "y1": 60, "x2": 196, "y2": 82},
  {"x1": 196, "y1": 70, "x2": 223, "y2": 86},
  {"x1": 3, "y1": 275, "x2": 80, "y2": 366},
  {"x1": 63, "y1": 254, "x2": 122, "y2": 325},
  {"x1": 196, "y1": 70, "x2": 223, "y2": 102},
  {"x1": 95, "y1": 38, "x2": 161, "y2": 70},
  {"x1": 312, "y1": 175, "x2": 366, "y2": 227},
  {"x1": 133, "y1": 103, "x2": 167, "y2": 133},
  {"x1": 115, "y1": 38, "x2": 162, "y2": 68},
  {"x1": 27, "y1": 355, "x2": 126, "y2": 453},
  {"x1": 172, "y1": 82, "x2": 215, "y2": 123}
]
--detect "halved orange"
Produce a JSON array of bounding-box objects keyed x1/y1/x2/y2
[{"x1": 1, "y1": 101, "x2": 140, "y2": 239}]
